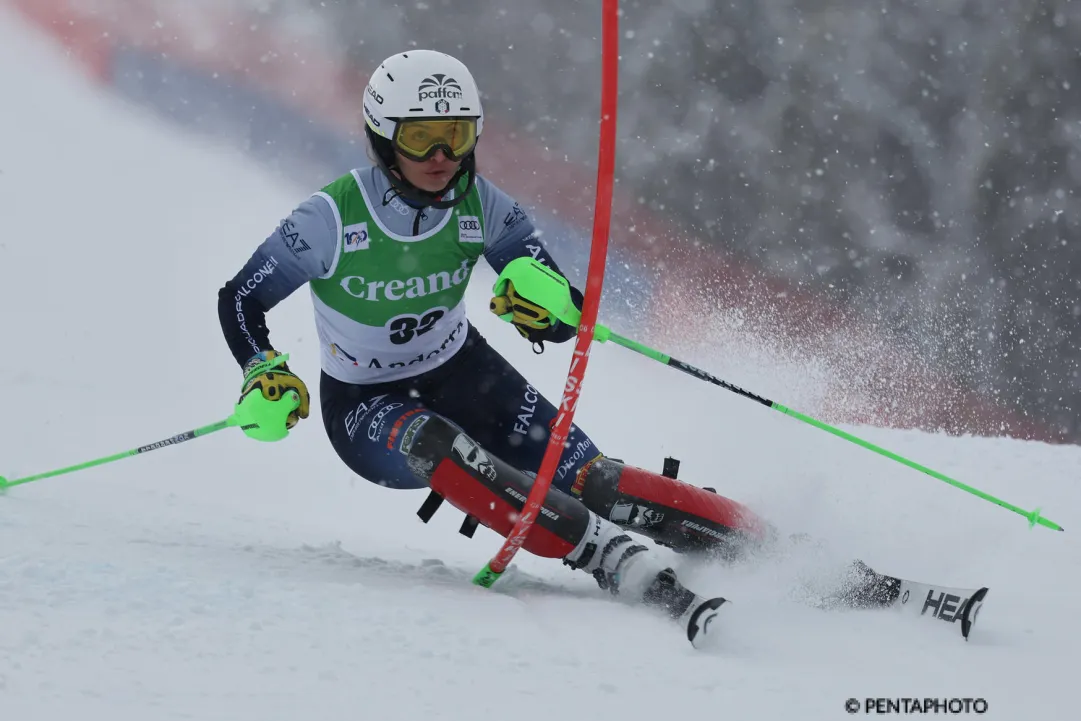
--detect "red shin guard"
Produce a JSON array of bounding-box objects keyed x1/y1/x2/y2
[
  {"x1": 428, "y1": 458, "x2": 577, "y2": 559},
  {"x1": 615, "y1": 465, "x2": 770, "y2": 541}
]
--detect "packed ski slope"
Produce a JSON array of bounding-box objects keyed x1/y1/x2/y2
[{"x1": 1, "y1": 10, "x2": 1077, "y2": 720}]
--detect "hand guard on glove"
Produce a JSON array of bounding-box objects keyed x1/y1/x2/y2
[
  {"x1": 489, "y1": 280, "x2": 582, "y2": 350},
  {"x1": 238, "y1": 350, "x2": 310, "y2": 438}
]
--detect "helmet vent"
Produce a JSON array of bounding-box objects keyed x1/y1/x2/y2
[{"x1": 386, "y1": 73, "x2": 395, "y2": 82}]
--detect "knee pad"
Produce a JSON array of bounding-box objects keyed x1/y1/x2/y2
[{"x1": 406, "y1": 414, "x2": 592, "y2": 559}]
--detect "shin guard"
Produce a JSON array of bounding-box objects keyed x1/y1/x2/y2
[
  {"x1": 578, "y1": 458, "x2": 774, "y2": 558},
  {"x1": 406, "y1": 415, "x2": 591, "y2": 559}
]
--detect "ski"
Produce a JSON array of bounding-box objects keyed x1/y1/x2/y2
[
  {"x1": 892, "y1": 581, "x2": 988, "y2": 640},
  {"x1": 682, "y1": 596, "x2": 727, "y2": 649},
  {"x1": 842, "y1": 561, "x2": 988, "y2": 640}
]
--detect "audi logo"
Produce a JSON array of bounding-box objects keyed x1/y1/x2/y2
[{"x1": 459, "y1": 219, "x2": 480, "y2": 230}]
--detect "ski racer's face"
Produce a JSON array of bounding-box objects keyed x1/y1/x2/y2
[{"x1": 395, "y1": 148, "x2": 462, "y2": 193}]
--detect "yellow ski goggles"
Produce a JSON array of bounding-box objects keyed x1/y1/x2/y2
[{"x1": 392, "y1": 118, "x2": 478, "y2": 162}]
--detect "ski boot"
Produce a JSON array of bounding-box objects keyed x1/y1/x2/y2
[{"x1": 564, "y1": 512, "x2": 727, "y2": 649}]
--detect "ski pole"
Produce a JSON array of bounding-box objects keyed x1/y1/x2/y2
[
  {"x1": 1, "y1": 353, "x2": 299, "y2": 492},
  {"x1": 492, "y1": 258, "x2": 1064, "y2": 533},
  {"x1": 0, "y1": 418, "x2": 239, "y2": 491}
]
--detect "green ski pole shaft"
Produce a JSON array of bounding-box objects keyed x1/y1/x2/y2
[
  {"x1": 602, "y1": 331, "x2": 1064, "y2": 533},
  {"x1": 482, "y1": 258, "x2": 1062, "y2": 532},
  {"x1": 0, "y1": 352, "x2": 294, "y2": 491},
  {"x1": 0, "y1": 417, "x2": 238, "y2": 491}
]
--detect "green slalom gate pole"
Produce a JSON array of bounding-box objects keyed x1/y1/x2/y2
[
  {"x1": 492, "y1": 257, "x2": 1064, "y2": 533},
  {"x1": 1, "y1": 354, "x2": 299, "y2": 492}
]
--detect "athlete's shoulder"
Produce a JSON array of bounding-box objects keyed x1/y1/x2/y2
[
  {"x1": 472, "y1": 172, "x2": 507, "y2": 200},
  {"x1": 319, "y1": 165, "x2": 373, "y2": 196},
  {"x1": 473, "y1": 173, "x2": 531, "y2": 242}
]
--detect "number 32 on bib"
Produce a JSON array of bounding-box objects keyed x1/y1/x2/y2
[{"x1": 387, "y1": 309, "x2": 447, "y2": 345}]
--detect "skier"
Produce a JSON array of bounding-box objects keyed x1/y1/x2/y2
[{"x1": 216, "y1": 50, "x2": 780, "y2": 647}]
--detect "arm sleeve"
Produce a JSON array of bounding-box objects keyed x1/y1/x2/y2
[
  {"x1": 476, "y1": 177, "x2": 582, "y2": 344},
  {"x1": 477, "y1": 176, "x2": 571, "y2": 278},
  {"x1": 217, "y1": 195, "x2": 338, "y2": 368}
]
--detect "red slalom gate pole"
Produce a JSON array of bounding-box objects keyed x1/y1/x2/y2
[{"x1": 473, "y1": 0, "x2": 620, "y2": 587}]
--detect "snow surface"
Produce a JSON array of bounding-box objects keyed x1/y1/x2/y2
[{"x1": 1, "y1": 9, "x2": 1078, "y2": 720}]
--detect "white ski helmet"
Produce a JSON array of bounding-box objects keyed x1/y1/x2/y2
[{"x1": 363, "y1": 50, "x2": 484, "y2": 207}]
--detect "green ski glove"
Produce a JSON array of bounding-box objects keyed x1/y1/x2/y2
[{"x1": 234, "y1": 351, "x2": 310, "y2": 442}]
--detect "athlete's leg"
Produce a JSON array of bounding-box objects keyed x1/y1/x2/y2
[
  {"x1": 405, "y1": 413, "x2": 712, "y2": 622},
  {"x1": 576, "y1": 458, "x2": 776, "y2": 559},
  {"x1": 322, "y1": 332, "x2": 773, "y2": 562},
  {"x1": 420, "y1": 327, "x2": 603, "y2": 495},
  {"x1": 319, "y1": 372, "x2": 436, "y2": 489},
  {"x1": 416, "y1": 329, "x2": 774, "y2": 557},
  {"x1": 322, "y1": 371, "x2": 725, "y2": 642},
  {"x1": 321, "y1": 372, "x2": 674, "y2": 593}
]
